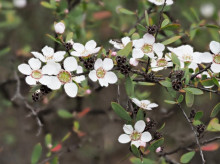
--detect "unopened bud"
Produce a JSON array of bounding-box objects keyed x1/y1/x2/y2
[
  {"x1": 129, "y1": 58, "x2": 139, "y2": 66},
  {"x1": 54, "y1": 22, "x2": 65, "y2": 34}
]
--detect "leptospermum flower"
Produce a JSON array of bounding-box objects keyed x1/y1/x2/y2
[
  {"x1": 109, "y1": 37, "x2": 131, "y2": 49},
  {"x1": 31, "y1": 46, "x2": 66, "y2": 75},
  {"x1": 89, "y1": 58, "x2": 118, "y2": 87},
  {"x1": 148, "y1": 0, "x2": 173, "y2": 6},
  {"x1": 199, "y1": 41, "x2": 220, "y2": 73},
  {"x1": 118, "y1": 120, "x2": 152, "y2": 148},
  {"x1": 46, "y1": 57, "x2": 79, "y2": 97},
  {"x1": 132, "y1": 98, "x2": 158, "y2": 110},
  {"x1": 151, "y1": 53, "x2": 173, "y2": 72},
  {"x1": 132, "y1": 33, "x2": 165, "y2": 59},
  {"x1": 54, "y1": 22, "x2": 65, "y2": 34},
  {"x1": 71, "y1": 40, "x2": 101, "y2": 57},
  {"x1": 18, "y1": 58, "x2": 50, "y2": 85}
]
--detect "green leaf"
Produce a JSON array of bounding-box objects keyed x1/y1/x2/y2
[
  {"x1": 167, "y1": 87, "x2": 177, "y2": 98},
  {"x1": 164, "y1": 100, "x2": 177, "y2": 104},
  {"x1": 111, "y1": 102, "x2": 132, "y2": 122},
  {"x1": 131, "y1": 145, "x2": 140, "y2": 157},
  {"x1": 131, "y1": 33, "x2": 140, "y2": 40},
  {"x1": 194, "y1": 111, "x2": 203, "y2": 120},
  {"x1": 185, "y1": 92, "x2": 194, "y2": 107},
  {"x1": 0, "y1": 47, "x2": 10, "y2": 57},
  {"x1": 193, "y1": 120, "x2": 202, "y2": 126},
  {"x1": 137, "y1": 24, "x2": 147, "y2": 32},
  {"x1": 201, "y1": 79, "x2": 214, "y2": 87},
  {"x1": 161, "y1": 24, "x2": 180, "y2": 31},
  {"x1": 161, "y1": 19, "x2": 170, "y2": 28},
  {"x1": 145, "y1": 10, "x2": 150, "y2": 26},
  {"x1": 210, "y1": 103, "x2": 220, "y2": 117},
  {"x1": 190, "y1": 7, "x2": 199, "y2": 22},
  {"x1": 177, "y1": 94, "x2": 184, "y2": 103},
  {"x1": 118, "y1": 8, "x2": 135, "y2": 15},
  {"x1": 61, "y1": 132, "x2": 71, "y2": 142},
  {"x1": 41, "y1": 1, "x2": 56, "y2": 9},
  {"x1": 149, "y1": 138, "x2": 164, "y2": 152},
  {"x1": 46, "y1": 34, "x2": 62, "y2": 44},
  {"x1": 125, "y1": 77, "x2": 134, "y2": 97},
  {"x1": 65, "y1": 32, "x2": 74, "y2": 42},
  {"x1": 45, "y1": 134, "x2": 52, "y2": 147},
  {"x1": 183, "y1": 88, "x2": 203, "y2": 95},
  {"x1": 135, "y1": 82, "x2": 155, "y2": 86},
  {"x1": 136, "y1": 109, "x2": 144, "y2": 121},
  {"x1": 31, "y1": 143, "x2": 42, "y2": 164},
  {"x1": 158, "y1": 123, "x2": 165, "y2": 132},
  {"x1": 159, "y1": 79, "x2": 172, "y2": 88},
  {"x1": 162, "y1": 36, "x2": 182, "y2": 45},
  {"x1": 171, "y1": 53, "x2": 180, "y2": 66},
  {"x1": 117, "y1": 42, "x2": 132, "y2": 56},
  {"x1": 57, "y1": 109, "x2": 73, "y2": 119},
  {"x1": 180, "y1": 151, "x2": 195, "y2": 163},
  {"x1": 212, "y1": 77, "x2": 220, "y2": 87},
  {"x1": 205, "y1": 24, "x2": 220, "y2": 29},
  {"x1": 130, "y1": 157, "x2": 155, "y2": 164},
  {"x1": 207, "y1": 118, "x2": 220, "y2": 132}
]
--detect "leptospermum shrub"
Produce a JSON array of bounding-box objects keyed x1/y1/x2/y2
[{"x1": 15, "y1": 0, "x2": 220, "y2": 163}]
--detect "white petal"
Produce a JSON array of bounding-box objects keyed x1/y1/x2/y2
[
  {"x1": 103, "y1": 58, "x2": 114, "y2": 71},
  {"x1": 188, "y1": 62, "x2": 198, "y2": 71},
  {"x1": 141, "y1": 132, "x2": 152, "y2": 142},
  {"x1": 143, "y1": 33, "x2": 155, "y2": 45},
  {"x1": 210, "y1": 41, "x2": 220, "y2": 54},
  {"x1": 118, "y1": 134, "x2": 131, "y2": 143},
  {"x1": 47, "y1": 76, "x2": 62, "y2": 90},
  {"x1": 153, "y1": 43, "x2": 165, "y2": 58},
  {"x1": 64, "y1": 57, "x2": 78, "y2": 72},
  {"x1": 89, "y1": 70, "x2": 98, "y2": 82},
  {"x1": 90, "y1": 47, "x2": 101, "y2": 54},
  {"x1": 211, "y1": 63, "x2": 220, "y2": 73},
  {"x1": 25, "y1": 76, "x2": 37, "y2": 85},
  {"x1": 131, "y1": 141, "x2": 141, "y2": 148},
  {"x1": 105, "y1": 72, "x2": 118, "y2": 84},
  {"x1": 199, "y1": 52, "x2": 213, "y2": 63},
  {"x1": 18, "y1": 64, "x2": 32, "y2": 75},
  {"x1": 166, "y1": 0, "x2": 173, "y2": 5},
  {"x1": 145, "y1": 52, "x2": 155, "y2": 58},
  {"x1": 132, "y1": 48, "x2": 144, "y2": 59},
  {"x1": 94, "y1": 58, "x2": 103, "y2": 70},
  {"x1": 42, "y1": 62, "x2": 61, "y2": 75},
  {"x1": 192, "y1": 52, "x2": 203, "y2": 64},
  {"x1": 99, "y1": 78, "x2": 109, "y2": 87},
  {"x1": 148, "y1": 103, "x2": 158, "y2": 108},
  {"x1": 53, "y1": 51, "x2": 66, "y2": 62},
  {"x1": 71, "y1": 51, "x2": 81, "y2": 57},
  {"x1": 85, "y1": 40, "x2": 97, "y2": 51},
  {"x1": 132, "y1": 98, "x2": 141, "y2": 107},
  {"x1": 39, "y1": 75, "x2": 50, "y2": 85},
  {"x1": 28, "y1": 58, "x2": 41, "y2": 70},
  {"x1": 134, "y1": 120, "x2": 146, "y2": 133},
  {"x1": 123, "y1": 124, "x2": 134, "y2": 134},
  {"x1": 133, "y1": 39, "x2": 145, "y2": 49},
  {"x1": 73, "y1": 43, "x2": 85, "y2": 53},
  {"x1": 31, "y1": 52, "x2": 46, "y2": 62},
  {"x1": 121, "y1": 37, "x2": 131, "y2": 46},
  {"x1": 42, "y1": 46, "x2": 54, "y2": 57},
  {"x1": 64, "y1": 83, "x2": 78, "y2": 98},
  {"x1": 141, "y1": 100, "x2": 151, "y2": 105},
  {"x1": 129, "y1": 58, "x2": 139, "y2": 66}
]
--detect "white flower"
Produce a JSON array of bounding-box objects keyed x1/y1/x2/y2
[
  {"x1": 151, "y1": 53, "x2": 173, "y2": 72},
  {"x1": 118, "y1": 120, "x2": 152, "y2": 148},
  {"x1": 168, "y1": 45, "x2": 209, "y2": 71},
  {"x1": 18, "y1": 58, "x2": 50, "y2": 86},
  {"x1": 13, "y1": 0, "x2": 27, "y2": 8},
  {"x1": 132, "y1": 33, "x2": 165, "y2": 59},
  {"x1": 71, "y1": 40, "x2": 101, "y2": 57},
  {"x1": 200, "y1": 3, "x2": 215, "y2": 18},
  {"x1": 46, "y1": 57, "x2": 79, "y2": 98},
  {"x1": 132, "y1": 98, "x2": 158, "y2": 110},
  {"x1": 72, "y1": 66, "x2": 86, "y2": 83},
  {"x1": 89, "y1": 58, "x2": 118, "y2": 87},
  {"x1": 129, "y1": 58, "x2": 139, "y2": 67},
  {"x1": 54, "y1": 22, "x2": 65, "y2": 34},
  {"x1": 31, "y1": 46, "x2": 66, "y2": 75},
  {"x1": 199, "y1": 41, "x2": 220, "y2": 73},
  {"x1": 109, "y1": 37, "x2": 131, "y2": 49},
  {"x1": 148, "y1": 0, "x2": 173, "y2": 6}
]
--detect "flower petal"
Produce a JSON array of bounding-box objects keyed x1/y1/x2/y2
[
  {"x1": 63, "y1": 57, "x2": 78, "y2": 72},
  {"x1": 42, "y1": 62, "x2": 61, "y2": 75},
  {"x1": 25, "y1": 76, "x2": 37, "y2": 85},
  {"x1": 153, "y1": 43, "x2": 165, "y2": 58},
  {"x1": 118, "y1": 134, "x2": 131, "y2": 143},
  {"x1": 210, "y1": 41, "x2": 220, "y2": 54},
  {"x1": 94, "y1": 58, "x2": 103, "y2": 70},
  {"x1": 103, "y1": 58, "x2": 114, "y2": 71},
  {"x1": 211, "y1": 63, "x2": 220, "y2": 73},
  {"x1": 105, "y1": 72, "x2": 118, "y2": 84},
  {"x1": 73, "y1": 43, "x2": 85, "y2": 53},
  {"x1": 199, "y1": 52, "x2": 213, "y2": 63},
  {"x1": 89, "y1": 70, "x2": 98, "y2": 82},
  {"x1": 143, "y1": 33, "x2": 155, "y2": 45},
  {"x1": 123, "y1": 124, "x2": 134, "y2": 134},
  {"x1": 28, "y1": 58, "x2": 41, "y2": 70},
  {"x1": 42, "y1": 46, "x2": 54, "y2": 57},
  {"x1": 64, "y1": 83, "x2": 78, "y2": 98},
  {"x1": 132, "y1": 48, "x2": 144, "y2": 59},
  {"x1": 18, "y1": 64, "x2": 32, "y2": 75},
  {"x1": 134, "y1": 120, "x2": 146, "y2": 133},
  {"x1": 131, "y1": 141, "x2": 141, "y2": 148},
  {"x1": 141, "y1": 100, "x2": 151, "y2": 105},
  {"x1": 71, "y1": 51, "x2": 81, "y2": 57},
  {"x1": 148, "y1": 103, "x2": 158, "y2": 108},
  {"x1": 47, "y1": 76, "x2": 62, "y2": 90},
  {"x1": 131, "y1": 98, "x2": 141, "y2": 107},
  {"x1": 141, "y1": 132, "x2": 152, "y2": 142},
  {"x1": 39, "y1": 75, "x2": 50, "y2": 85},
  {"x1": 121, "y1": 37, "x2": 131, "y2": 46},
  {"x1": 53, "y1": 51, "x2": 66, "y2": 62},
  {"x1": 31, "y1": 52, "x2": 46, "y2": 62},
  {"x1": 99, "y1": 78, "x2": 109, "y2": 87},
  {"x1": 133, "y1": 39, "x2": 145, "y2": 49},
  {"x1": 85, "y1": 40, "x2": 97, "y2": 51}
]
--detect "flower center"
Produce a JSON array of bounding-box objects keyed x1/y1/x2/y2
[
  {"x1": 182, "y1": 54, "x2": 193, "y2": 62},
  {"x1": 96, "y1": 67, "x2": 106, "y2": 78},
  {"x1": 140, "y1": 102, "x2": 148, "y2": 109},
  {"x1": 131, "y1": 131, "x2": 141, "y2": 141},
  {"x1": 45, "y1": 55, "x2": 54, "y2": 61},
  {"x1": 57, "y1": 70, "x2": 72, "y2": 83},
  {"x1": 31, "y1": 70, "x2": 42, "y2": 79},
  {"x1": 157, "y1": 58, "x2": 168, "y2": 67},
  {"x1": 142, "y1": 44, "x2": 153, "y2": 54},
  {"x1": 213, "y1": 54, "x2": 220, "y2": 64}
]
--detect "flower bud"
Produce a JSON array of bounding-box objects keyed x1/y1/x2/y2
[
  {"x1": 54, "y1": 22, "x2": 65, "y2": 34},
  {"x1": 111, "y1": 51, "x2": 117, "y2": 56},
  {"x1": 156, "y1": 147, "x2": 162, "y2": 153},
  {"x1": 129, "y1": 58, "x2": 139, "y2": 66},
  {"x1": 13, "y1": 0, "x2": 27, "y2": 8}
]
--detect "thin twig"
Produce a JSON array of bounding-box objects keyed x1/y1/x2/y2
[{"x1": 190, "y1": 63, "x2": 212, "y2": 80}]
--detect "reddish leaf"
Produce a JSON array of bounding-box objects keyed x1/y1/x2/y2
[
  {"x1": 201, "y1": 143, "x2": 219, "y2": 151},
  {"x1": 51, "y1": 144, "x2": 62, "y2": 152},
  {"x1": 77, "y1": 107, "x2": 91, "y2": 119},
  {"x1": 93, "y1": 11, "x2": 112, "y2": 20}
]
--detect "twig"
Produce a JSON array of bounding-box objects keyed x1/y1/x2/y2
[{"x1": 190, "y1": 63, "x2": 212, "y2": 80}]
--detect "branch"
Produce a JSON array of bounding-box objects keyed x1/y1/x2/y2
[{"x1": 190, "y1": 63, "x2": 212, "y2": 80}]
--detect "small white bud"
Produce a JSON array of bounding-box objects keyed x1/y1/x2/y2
[
  {"x1": 13, "y1": 0, "x2": 27, "y2": 8},
  {"x1": 129, "y1": 58, "x2": 139, "y2": 66},
  {"x1": 54, "y1": 22, "x2": 65, "y2": 34}
]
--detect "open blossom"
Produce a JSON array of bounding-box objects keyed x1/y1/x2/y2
[
  {"x1": 31, "y1": 46, "x2": 66, "y2": 75},
  {"x1": 18, "y1": 58, "x2": 50, "y2": 85},
  {"x1": 71, "y1": 40, "x2": 100, "y2": 57},
  {"x1": 151, "y1": 53, "x2": 173, "y2": 72},
  {"x1": 132, "y1": 33, "x2": 165, "y2": 59},
  {"x1": 148, "y1": 0, "x2": 173, "y2": 6},
  {"x1": 109, "y1": 37, "x2": 131, "y2": 49},
  {"x1": 89, "y1": 58, "x2": 117, "y2": 87},
  {"x1": 54, "y1": 22, "x2": 65, "y2": 34},
  {"x1": 118, "y1": 120, "x2": 152, "y2": 148},
  {"x1": 46, "y1": 57, "x2": 79, "y2": 97},
  {"x1": 132, "y1": 98, "x2": 158, "y2": 110},
  {"x1": 200, "y1": 41, "x2": 220, "y2": 73}
]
